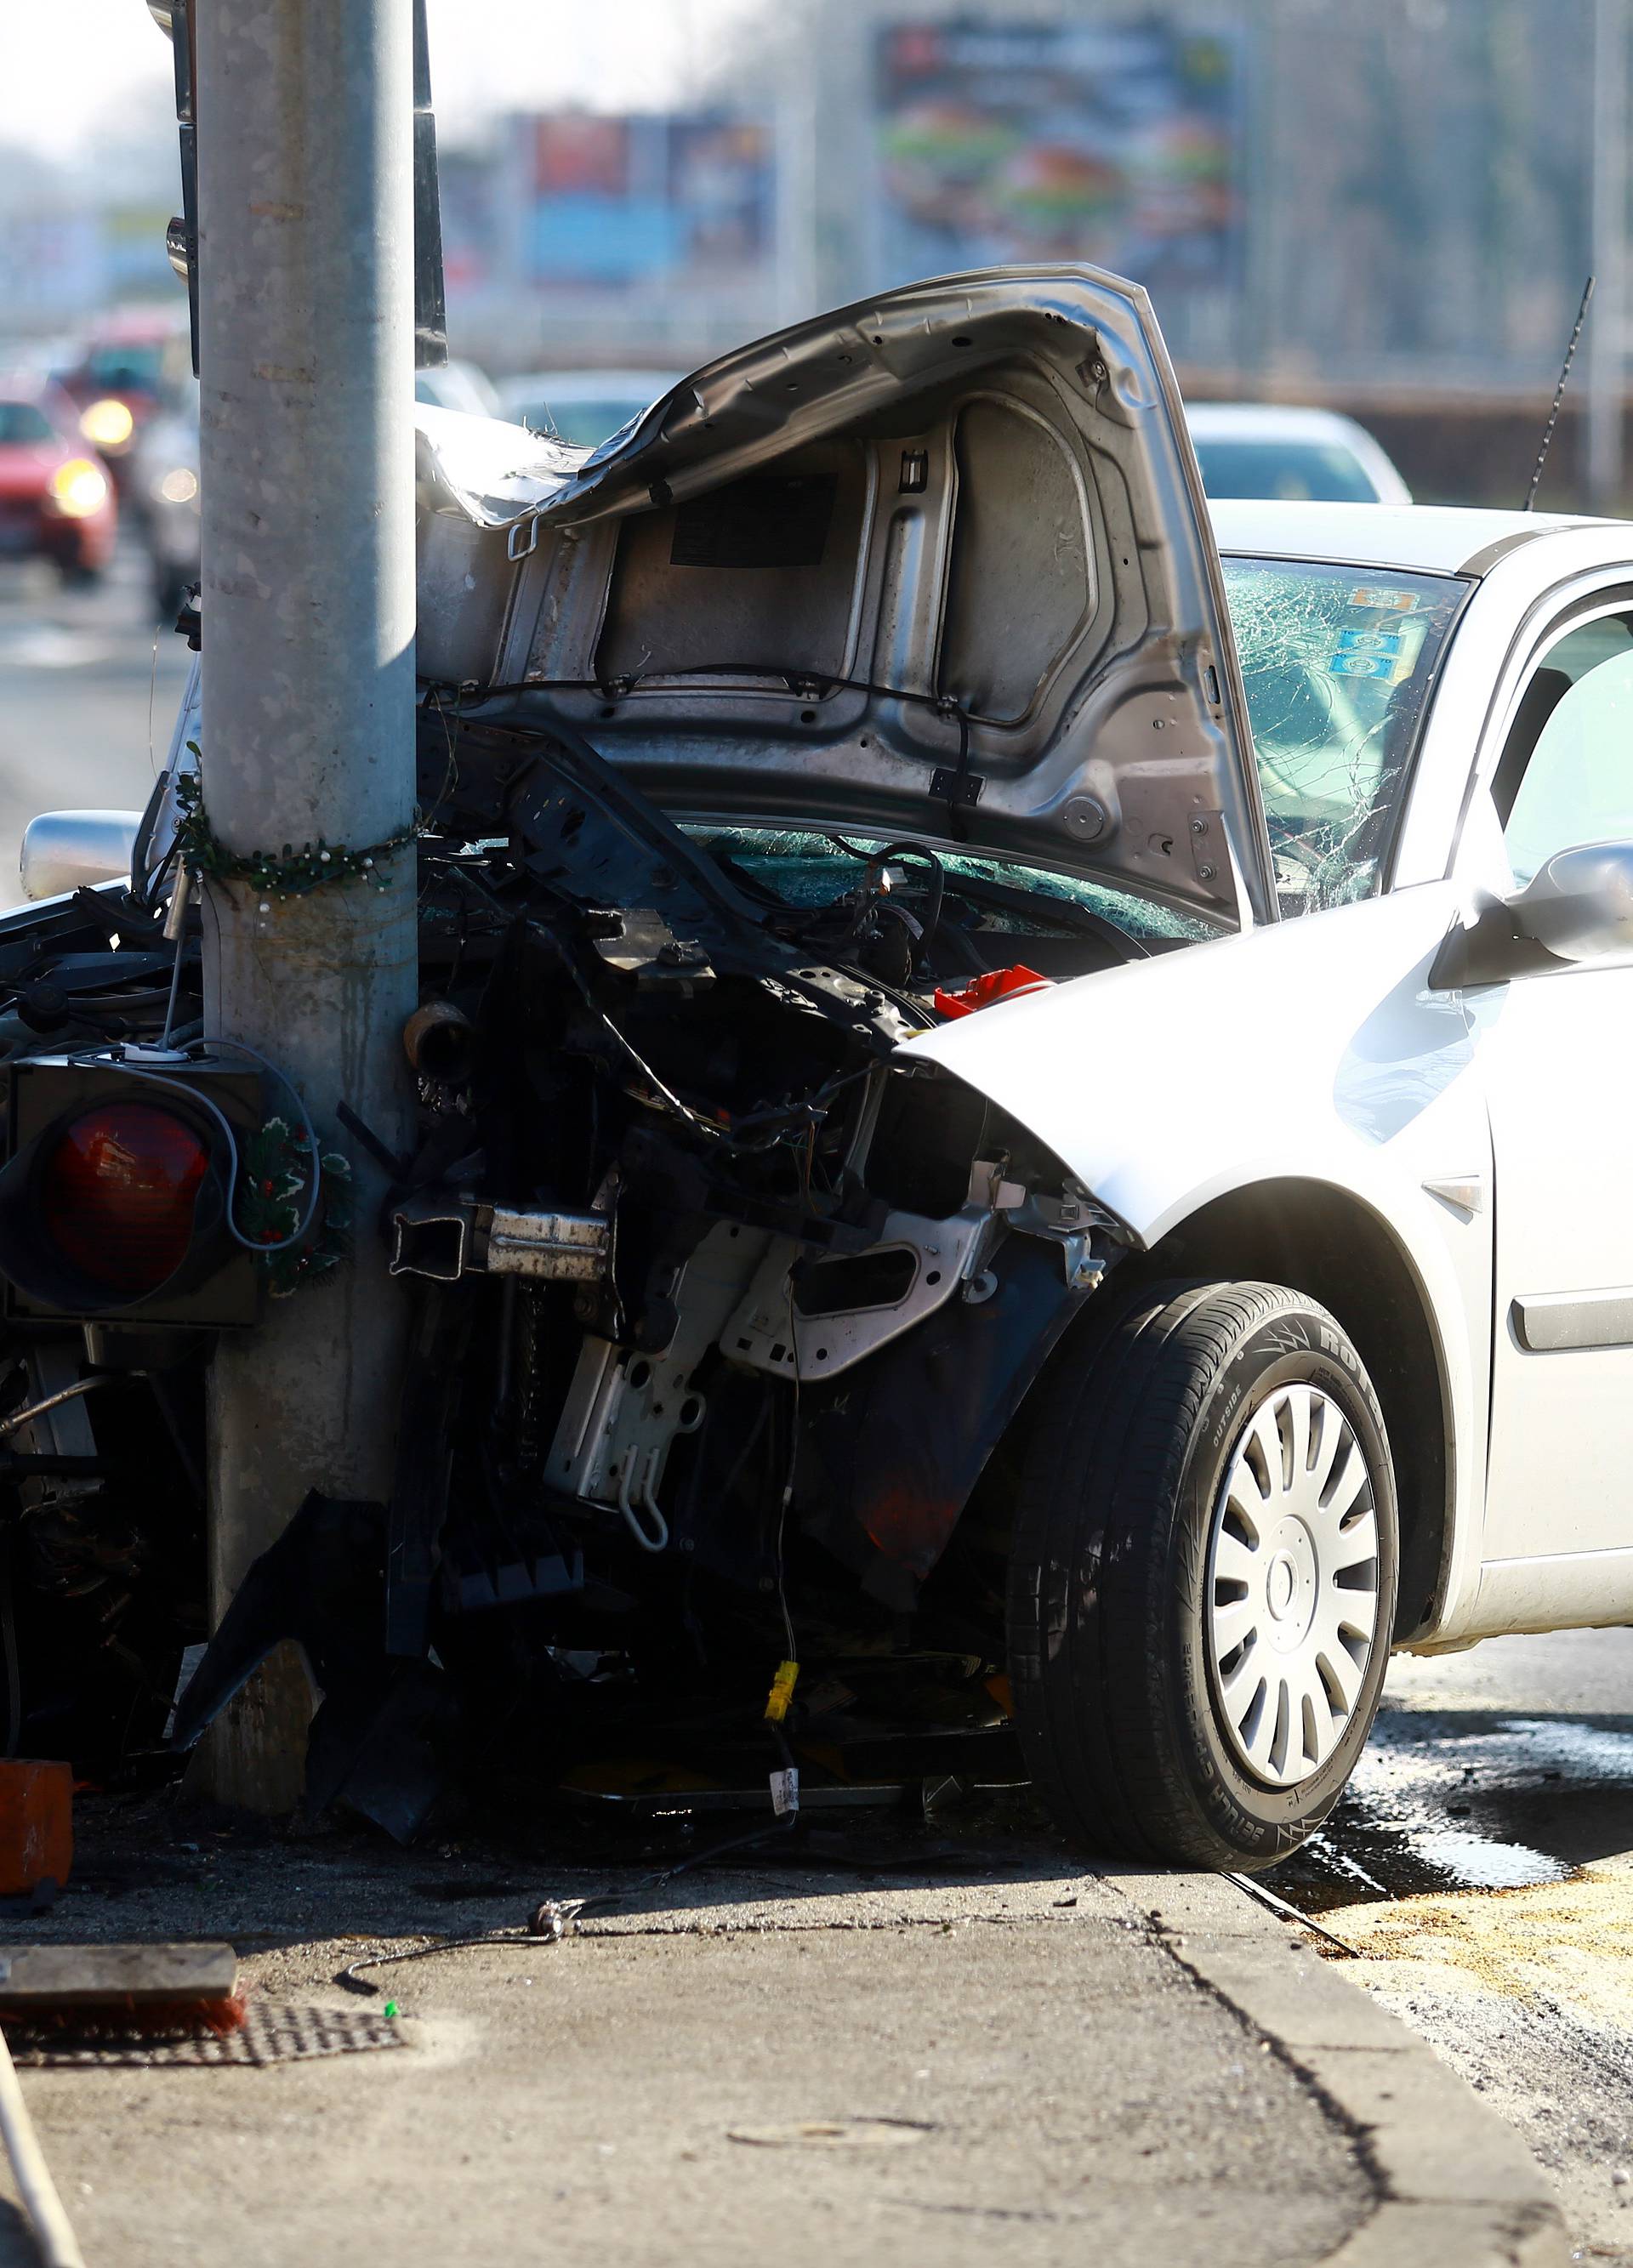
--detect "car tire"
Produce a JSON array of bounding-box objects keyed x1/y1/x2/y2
[
  {"x1": 58, "y1": 559, "x2": 100, "y2": 590},
  {"x1": 1006, "y1": 1278, "x2": 1397, "y2": 1871}
]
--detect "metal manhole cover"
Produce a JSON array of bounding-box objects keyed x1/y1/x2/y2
[
  {"x1": 7, "y1": 2002, "x2": 406, "y2": 2069},
  {"x1": 727, "y1": 2118, "x2": 936, "y2": 2150}
]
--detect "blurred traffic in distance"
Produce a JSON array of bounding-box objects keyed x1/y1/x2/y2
[{"x1": 0, "y1": 0, "x2": 1621, "y2": 894}]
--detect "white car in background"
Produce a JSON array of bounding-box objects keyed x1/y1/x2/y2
[
  {"x1": 128, "y1": 374, "x2": 201, "y2": 622},
  {"x1": 413, "y1": 358, "x2": 502, "y2": 420},
  {"x1": 1189, "y1": 401, "x2": 1412, "y2": 503},
  {"x1": 128, "y1": 360, "x2": 502, "y2": 625},
  {"x1": 496, "y1": 367, "x2": 684, "y2": 450}
]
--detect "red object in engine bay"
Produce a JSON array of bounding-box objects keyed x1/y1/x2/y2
[{"x1": 932, "y1": 964, "x2": 1054, "y2": 1020}]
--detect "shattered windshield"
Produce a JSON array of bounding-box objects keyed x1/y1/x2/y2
[
  {"x1": 1221, "y1": 556, "x2": 1465, "y2": 915},
  {"x1": 691, "y1": 831, "x2": 1218, "y2": 944}
]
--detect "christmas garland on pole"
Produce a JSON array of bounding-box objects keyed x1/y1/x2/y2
[{"x1": 172, "y1": 762, "x2": 415, "y2": 901}]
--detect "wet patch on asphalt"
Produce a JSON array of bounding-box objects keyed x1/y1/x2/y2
[
  {"x1": 1265, "y1": 1709, "x2": 1633, "y2": 1909},
  {"x1": 1265, "y1": 1665, "x2": 1633, "y2": 2262}
]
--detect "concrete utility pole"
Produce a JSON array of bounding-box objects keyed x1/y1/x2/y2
[
  {"x1": 1588, "y1": 0, "x2": 1629, "y2": 513},
  {"x1": 195, "y1": 0, "x2": 418, "y2": 1809}
]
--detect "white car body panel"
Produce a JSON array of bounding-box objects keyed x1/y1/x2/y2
[
  {"x1": 1472, "y1": 962, "x2": 1633, "y2": 1572},
  {"x1": 900, "y1": 887, "x2": 1470, "y2": 1252},
  {"x1": 1471, "y1": 1547, "x2": 1633, "y2": 1634},
  {"x1": 899, "y1": 503, "x2": 1633, "y2": 1651},
  {"x1": 899, "y1": 885, "x2": 1494, "y2": 1641},
  {"x1": 1208, "y1": 496, "x2": 1602, "y2": 576},
  {"x1": 420, "y1": 267, "x2": 1280, "y2": 924},
  {"x1": 1228, "y1": 508, "x2": 1633, "y2": 1645}
]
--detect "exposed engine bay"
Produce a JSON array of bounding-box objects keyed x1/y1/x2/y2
[
  {"x1": 0, "y1": 713, "x2": 1150, "y2": 1832},
  {"x1": 0, "y1": 266, "x2": 1266, "y2": 1833}
]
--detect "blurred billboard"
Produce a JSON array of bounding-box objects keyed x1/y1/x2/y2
[
  {"x1": 874, "y1": 19, "x2": 1240, "y2": 298},
  {"x1": 508, "y1": 111, "x2": 775, "y2": 290},
  {"x1": 0, "y1": 206, "x2": 173, "y2": 329},
  {"x1": 438, "y1": 149, "x2": 501, "y2": 297}
]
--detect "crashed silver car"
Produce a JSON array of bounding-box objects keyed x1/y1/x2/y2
[{"x1": 11, "y1": 264, "x2": 1547, "y2": 1870}]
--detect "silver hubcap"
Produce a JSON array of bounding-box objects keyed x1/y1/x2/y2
[{"x1": 1204, "y1": 1384, "x2": 1381, "y2": 1789}]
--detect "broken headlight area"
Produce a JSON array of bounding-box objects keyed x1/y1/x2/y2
[{"x1": 0, "y1": 725, "x2": 1129, "y2": 1828}]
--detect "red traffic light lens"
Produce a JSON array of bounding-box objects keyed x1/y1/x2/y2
[{"x1": 40, "y1": 1102, "x2": 210, "y2": 1296}]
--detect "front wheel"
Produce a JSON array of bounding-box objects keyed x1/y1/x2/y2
[{"x1": 1006, "y1": 1280, "x2": 1397, "y2": 1870}]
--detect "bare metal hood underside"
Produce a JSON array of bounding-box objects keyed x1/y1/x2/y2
[{"x1": 415, "y1": 265, "x2": 1272, "y2": 926}]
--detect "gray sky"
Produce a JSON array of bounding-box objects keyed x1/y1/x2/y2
[{"x1": 0, "y1": 0, "x2": 760, "y2": 161}]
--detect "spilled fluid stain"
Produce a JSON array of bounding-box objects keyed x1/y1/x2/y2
[
  {"x1": 1266, "y1": 1708, "x2": 1633, "y2": 1911},
  {"x1": 1402, "y1": 1827, "x2": 1567, "y2": 1892},
  {"x1": 1492, "y1": 1718, "x2": 1633, "y2": 1777}
]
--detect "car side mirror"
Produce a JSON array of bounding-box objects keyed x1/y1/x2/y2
[
  {"x1": 1431, "y1": 839, "x2": 1633, "y2": 987},
  {"x1": 1509, "y1": 841, "x2": 1633, "y2": 960},
  {"x1": 20, "y1": 810, "x2": 143, "y2": 902}
]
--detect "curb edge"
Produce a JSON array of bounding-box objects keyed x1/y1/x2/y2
[{"x1": 1106, "y1": 1869, "x2": 1569, "y2": 2268}]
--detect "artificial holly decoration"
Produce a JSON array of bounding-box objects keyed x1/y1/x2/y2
[{"x1": 237, "y1": 1117, "x2": 352, "y2": 1296}]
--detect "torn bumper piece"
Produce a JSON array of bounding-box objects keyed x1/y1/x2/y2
[{"x1": 389, "y1": 1192, "x2": 610, "y2": 1284}]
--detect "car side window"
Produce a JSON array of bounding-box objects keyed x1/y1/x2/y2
[{"x1": 1497, "y1": 612, "x2": 1633, "y2": 885}]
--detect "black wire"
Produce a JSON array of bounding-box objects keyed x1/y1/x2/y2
[
  {"x1": 427, "y1": 666, "x2": 979, "y2": 834},
  {"x1": 519, "y1": 708, "x2": 767, "y2": 936},
  {"x1": 431, "y1": 664, "x2": 968, "y2": 724},
  {"x1": 946, "y1": 704, "x2": 974, "y2": 843},
  {"x1": 480, "y1": 851, "x2": 883, "y2": 1156},
  {"x1": 335, "y1": 1812, "x2": 800, "y2": 1994},
  {"x1": 825, "y1": 838, "x2": 946, "y2": 968},
  {"x1": 825, "y1": 831, "x2": 1149, "y2": 958},
  {"x1": 425, "y1": 720, "x2": 933, "y2": 1140}
]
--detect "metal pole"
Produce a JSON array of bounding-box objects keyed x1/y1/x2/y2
[
  {"x1": 1589, "y1": 0, "x2": 1628, "y2": 511},
  {"x1": 194, "y1": 0, "x2": 418, "y2": 1810}
]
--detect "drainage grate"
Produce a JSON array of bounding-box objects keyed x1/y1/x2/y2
[{"x1": 6, "y1": 2001, "x2": 407, "y2": 2069}]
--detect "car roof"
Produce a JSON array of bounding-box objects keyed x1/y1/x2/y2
[
  {"x1": 1187, "y1": 401, "x2": 1378, "y2": 444},
  {"x1": 499, "y1": 369, "x2": 683, "y2": 401},
  {"x1": 1208, "y1": 497, "x2": 1619, "y2": 577}
]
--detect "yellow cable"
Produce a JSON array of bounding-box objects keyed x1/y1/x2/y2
[{"x1": 763, "y1": 1660, "x2": 799, "y2": 1725}]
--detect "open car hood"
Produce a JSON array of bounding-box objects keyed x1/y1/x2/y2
[{"x1": 415, "y1": 265, "x2": 1272, "y2": 926}]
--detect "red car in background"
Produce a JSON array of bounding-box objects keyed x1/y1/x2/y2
[
  {"x1": 52, "y1": 313, "x2": 187, "y2": 496},
  {"x1": 0, "y1": 384, "x2": 117, "y2": 583}
]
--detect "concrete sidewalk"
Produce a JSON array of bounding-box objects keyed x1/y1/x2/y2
[{"x1": 0, "y1": 1805, "x2": 1566, "y2": 2267}]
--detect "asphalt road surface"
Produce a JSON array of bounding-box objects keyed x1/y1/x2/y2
[
  {"x1": 0, "y1": 542, "x2": 189, "y2": 907},
  {"x1": 2, "y1": 544, "x2": 1630, "y2": 2256},
  {"x1": 1273, "y1": 1629, "x2": 1633, "y2": 2265},
  {"x1": 0, "y1": 1826, "x2": 1383, "y2": 2268}
]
